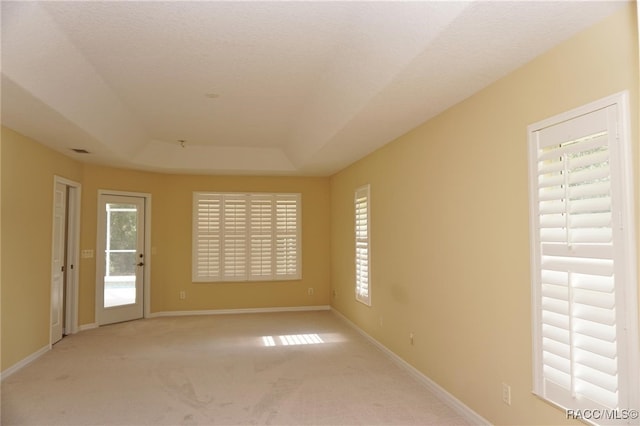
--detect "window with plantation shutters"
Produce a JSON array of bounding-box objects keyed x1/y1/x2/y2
[
  {"x1": 193, "y1": 192, "x2": 301, "y2": 282},
  {"x1": 528, "y1": 92, "x2": 638, "y2": 422},
  {"x1": 355, "y1": 185, "x2": 371, "y2": 306}
]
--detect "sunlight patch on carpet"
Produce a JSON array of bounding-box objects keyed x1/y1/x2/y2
[{"x1": 262, "y1": 333, "x2": 324, "y2": 347}]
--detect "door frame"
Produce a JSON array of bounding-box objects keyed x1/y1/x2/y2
[
  {"x1": 51, "y1": 176, "x2": 81, "y2": 344},
  {"x1": 95, "y1": 190, "x2": 152, "y2": 322}
]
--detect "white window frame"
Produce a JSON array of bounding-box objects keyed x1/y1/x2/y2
[
  {"x1": 355, "y1": 184, "x2": 371, "y2": 306},
  {"x1": 528, "y1": 91, "x2": 638, "y2": 421},
  {"x1": 193, "y1": 192, "x2": 301, "y2": 282}
]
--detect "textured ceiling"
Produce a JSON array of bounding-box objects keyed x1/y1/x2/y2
[{"x1": 1, "y1": 1, "x2": 627, "y2": 176}]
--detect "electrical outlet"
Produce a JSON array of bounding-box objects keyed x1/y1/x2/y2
[
  {"x1": 307, "y1": 287, "x2": 314, "y2": 296},
  {"x1": 409, "y1": 332, "x2": 414, "y2": 345},
  {"x1": 179, "y1": 291, "x2": 186, "y2": 300},
  {"x1": 502, "y1": 383, "x2": 511, "y2": 405}
]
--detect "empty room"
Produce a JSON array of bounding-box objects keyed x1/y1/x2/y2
[{"x1": 1, "y1": 1, "x2": 639, "y2": 425}]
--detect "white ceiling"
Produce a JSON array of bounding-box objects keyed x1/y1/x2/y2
[{"x1": 1, "y1": 1, "x2": 627, "y2": 176}]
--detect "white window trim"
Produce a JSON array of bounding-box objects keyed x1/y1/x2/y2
[
  {"x1": 528, "y1": 91, "x2": 638, "y2": 420},
  {"x1": 192, "y1": 192, "x2": 301, "y2": 282},
  {"x1": 355, "y1": 184, "x2": 371, "y2": 306}
]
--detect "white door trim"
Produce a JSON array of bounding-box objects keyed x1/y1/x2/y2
[
  {"x1": 51, "y1": 175, "x2": 81, "y2": 342},
  {"x1": 51, "y1": 181, "x2": 67, "y2": 343},
  {"x1": 95, "y1": 190, "x2": 152, "y2": 322}
]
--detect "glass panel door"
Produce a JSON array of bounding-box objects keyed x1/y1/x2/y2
[{"x1": 97, "y1": 194, "x2": 145, "y2": 325}]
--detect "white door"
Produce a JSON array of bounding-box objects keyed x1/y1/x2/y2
[
  {"x1": 51, "y1": 182, "x2": 67, "y2": 343},
  {"x1": 97, "y1": 195, "x2": 145, "y2": 325}
]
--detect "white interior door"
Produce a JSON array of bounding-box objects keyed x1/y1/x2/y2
[
  {"x1": 97, "y1": 194, "x2": 145, "y2": 325},
  {"x1": 51, "y1": 182, "x2": 67, "y2": 343}
]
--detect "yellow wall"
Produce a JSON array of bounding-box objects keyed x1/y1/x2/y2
[
  {"x1": 330, "y1": 5, "x2": 638, "y2": 426},
  {"x1": 77, "y1": 165, "x2": 331, "y2": 325},
  {"x1": 1, "y1": 127, "x2": 83, "y2": 371}
]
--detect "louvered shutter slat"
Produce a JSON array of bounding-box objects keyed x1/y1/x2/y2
[
  {"x1": 538, "y1": 160, "x2": 565, "y2": 175},
  {"x1": 570, "y1": 228, "x2": 612, "y2": 244},
  {"x1": 543, "y1": 365, "x2": 571, "y2": 391},
  {"x1": 542, "y1": 312, "x2": 569, "y2": 333},
  {"x1": 539, "y1": 214, "x2": 565, "y2": 228},
  {"x1": 575, "y1": 380, "x2": 618, "y2": 410},
  {"x1": 539, "y1": 199, "x2": 565, "y2": 215},
  {"x1": 575, "y1": 365, "x2": 618, "y2": 394},
  {"x1": 573, "y1": 273, "x2": 614, "y2": 292},
  {"x1": 540, "y1": 228, "x2": 566, "y2": 242},
  {"x1": 541, "y1": 255, "x2": 613, "y2": 275},
  {"x1": 569, "y1": 211, "x2": 611, "y2": 228},
  {"x1": 574, "y1": 305, "x2": 615, "y2": 329},
  {"x1": 539, "y1": 186, "x2": 565, "y2": 202},
  {"x1": 568, "y1": 165, "x2": 610, "y2": 185},
  {"x1": 541, "y1": 282, "x2": 568, "y2": 301},
  {"x1": 574, "y1": 350, "x2": 616, "y2": 382},
  {"x1": 538, "y1": 173, "x2": 565, "y2": 189},
  {"x1": 543, "y1": 336, "x2": 570, "y2": 359},
  {"x1": 569, "y1": 197, "x2": 611, "y2": 214},
  {"x1": 574, "y1": 316, "x2": 616, "y2": 341},
  {"x1": 568, "y1": 147, "x2": 609, "y2": 169},
  {"x1": 575, "y1": 333, "x2": 617, "y2": 359},
  {"x1": 544, "y1": 354, "x2": 572, "y2": 391},
  {"x1": 542, "y1": 324, "x2": 570, "y2": 347},
  {"x1": 568, "y1": 181, "x2": 610, "y2": 200}
]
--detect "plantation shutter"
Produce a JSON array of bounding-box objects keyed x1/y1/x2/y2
[
  {"x1": 193, "y1": 193, "x2": 222, "y2": 281},
  {"x1": 355, "y1": 185, "x2": 371, "y2": 305},
  {"x1": 275, "y1": 194, "x2": 301, "y2": 279},
  {"x1": 222, "y1": 195, "x2": 247, "y2": 281},
  {"x1": 529, "y1": 98, "x2": 637, "y2": 418},
  {"x1": 193, "y1": 192, "x2": 301, "y2": 282},
  {"x1": 249, "y1": 195, "x2": 273, "y2": 280}
]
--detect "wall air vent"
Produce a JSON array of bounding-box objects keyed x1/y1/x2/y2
[{"x1": 70, "y1": 148, "x2": 90, "y2": 154}]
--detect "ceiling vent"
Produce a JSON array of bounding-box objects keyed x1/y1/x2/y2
[{"x1": 70, "y1": 148, "x2": 90, "y2": 154}]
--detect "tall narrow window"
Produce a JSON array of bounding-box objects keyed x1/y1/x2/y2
[
  {"x1": 193, "y1": 192, "x2": 301, "y2": 282},
  {"x1": 528, "y1": 92, "x2": 638, "y2": 421},
  {"x1": 355, "y1": 184, "x2": 371, "y2": 306}
]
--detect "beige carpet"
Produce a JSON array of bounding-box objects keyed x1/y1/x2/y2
[{"x1": 2, "y1": 311, "x2": 470, "y2": 425}]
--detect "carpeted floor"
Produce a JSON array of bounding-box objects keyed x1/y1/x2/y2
[{"x1": 1, "y1": 311, "x2": 470, "y2": 425}]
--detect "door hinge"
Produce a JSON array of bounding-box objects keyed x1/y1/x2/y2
[{"x1": 61, "y1": 265, "x2": 65, "y2": 272}]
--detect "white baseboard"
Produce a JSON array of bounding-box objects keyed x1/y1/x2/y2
[
  {"x1": 1, "y1": 344, "x2": 50, "y2": 382},
  {"x1": 331, "y1": 308, "x2": 491, "y2": 426},
  {"x1": 148, "y1": 305, "x2": 331, "y2": 318},
  {"x1": 79, "y1": 322, "x2": 98, "y2": 331}
]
